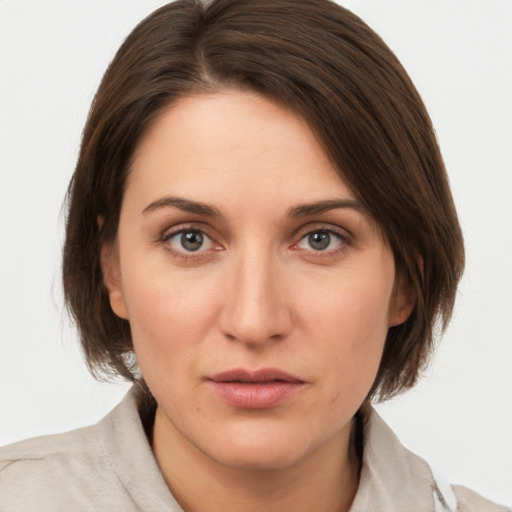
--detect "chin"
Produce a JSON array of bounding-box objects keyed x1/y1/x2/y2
[
  {"x1": 201, "y1": 423, "x2": 318, "y2": 472},
  {"x1": 211, "y1": 444, "x2": 306, "y2": 472}
]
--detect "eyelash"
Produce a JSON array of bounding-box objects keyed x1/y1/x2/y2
[
  {"x1": 160, "y1": 225, "x2": 220, "y2": 262},
  {"x1": 293, "y1": 227, "x2": 348, "y2": 256},
  {"x1": 159, "y1": 224, "x2": 349, "y2": 262}
]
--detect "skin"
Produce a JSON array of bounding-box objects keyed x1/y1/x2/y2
[{"x1": 102, "y1": 90, "x2": 413, "y2": 512}]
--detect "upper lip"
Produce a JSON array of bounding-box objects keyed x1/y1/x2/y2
[{"x1": 208, "y1": 368, "x2": 304, "y2": 383}]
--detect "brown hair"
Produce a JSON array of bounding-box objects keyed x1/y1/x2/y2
[{"x1": 63, "y1": 0, "x2": 464, "y2": 401}]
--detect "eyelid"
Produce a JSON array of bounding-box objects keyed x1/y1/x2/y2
[
  {"x1": 157, "y1": 221, "x2": 351, "y2": 260},
  {"x1": 293, "y1": 222, "x2": 350, "y2": 242},
  {"x1": 160, "y1": 222, "x2": 216, "y2": 242},
  {"x1": 159, "y1": 223, "x2": 223, "y2": 260},
  {"x1": 165, "y1": 229, "x2": 214, "y2": 251},
  {"x1": 291, "y1": 223, "x2": 351, "y2": 254}
]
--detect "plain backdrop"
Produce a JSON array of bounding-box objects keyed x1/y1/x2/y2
[{"x1": 1, "y1": 0, "x2": 511, "y2": 505}]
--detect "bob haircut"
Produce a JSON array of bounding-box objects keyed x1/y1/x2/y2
[{"x1": 63, "y1": 0, "x2": 464, "y2": 401}]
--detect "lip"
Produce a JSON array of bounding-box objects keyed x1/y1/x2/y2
[{"x1": 207, "y1": 368, "x2": 306, "y2": 409}]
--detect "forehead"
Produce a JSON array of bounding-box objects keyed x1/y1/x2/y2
[{"x1": 127, "y1": 90, "x2": 352, "y2": 209}]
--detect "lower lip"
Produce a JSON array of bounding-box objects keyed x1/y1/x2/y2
[{"x1": 208, "y1": 381, "x2": 304, "y2": 409}]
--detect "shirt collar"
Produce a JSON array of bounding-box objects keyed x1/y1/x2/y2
[
  {"x1": 97, "y1": 386, "x2": 183, "y2": 511},
  {"x1": 99, "y1": 387, "x2": 450, "y2": 512},
  {"x1": 350, "y1": 403, "x2": 446, "y2": 512}
]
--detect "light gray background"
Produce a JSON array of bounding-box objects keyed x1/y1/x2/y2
[{"x1": 1, "y1": 0, "x2": 511, "y2": 505}]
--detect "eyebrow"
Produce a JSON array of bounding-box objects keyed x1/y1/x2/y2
[
  {"x1": 141, "y1": 196, "x2": 366, "y2": 219},
  {"x1": 142, "y1": 196, "x2": 221, "y2": 217},
  {"x1": 287, "y1": 199, "x2": 367, "y2": 218}
]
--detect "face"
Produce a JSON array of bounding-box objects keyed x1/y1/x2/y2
[{"x1": 103, "y1": 90, "x2": 411, "y2": 471}]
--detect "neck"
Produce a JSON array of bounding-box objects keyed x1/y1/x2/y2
[{"x1": 152, "y1": 407, "x2": 361, "y2": 512}]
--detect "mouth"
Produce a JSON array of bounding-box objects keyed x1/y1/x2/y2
[
  {"x1": 207, "y1": 368, "x2": 306, "y2": 409},
  {"x1": 209, "y1": 368, "x2": 303, "y2": 383}
]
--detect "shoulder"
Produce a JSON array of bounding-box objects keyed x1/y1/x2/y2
[
  {"x1": 0, "y1": 387, "x2": 169, "y2": 512},
  {"x1": 453, "y1": 485, "x2": 511, "y2": 512},
  {"x1": 0, "y1": 420, "x2": 98, "y2": 461},
  {"x1": 0, "y1": 425, "x2": 131, "y2": 511},
  {"x1": 353, "y1": 405, "x2": 511, "y2": 512},
  {"x1": 0, "y1": 423, "x2": 101, "y2": 479}
]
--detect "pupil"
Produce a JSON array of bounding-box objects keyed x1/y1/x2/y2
[
  {"x1": 181, "y1": 231, "x2": 203, "y2": 251},
  {"x1": 309, "y1": 232, "x2": 330, "y2": 250}
]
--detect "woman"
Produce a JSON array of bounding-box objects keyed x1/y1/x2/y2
[{"x1": 0, "y1": 1, "x2": 508, "y2": 510}]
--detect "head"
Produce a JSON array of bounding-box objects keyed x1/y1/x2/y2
[{"x1": 63, "y1": 0, "x2": 464, "y2": 408}]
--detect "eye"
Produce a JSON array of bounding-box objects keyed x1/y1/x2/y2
[
  {"x1": 297, "y1": 229, "x2": 344, "y2": 252},
  {"x1": 165, "y1": 229, "x2": 215, "y2": 253}
]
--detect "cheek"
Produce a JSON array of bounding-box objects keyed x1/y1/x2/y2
[
  {"x1": 121, "y1": 268, "x2": 220, "y2": 369},
  {"x1": 300, "y1": 270, "x2": 393, "y2": 391},
  {"x1": 302, "y1": 268, "x2": 393, "y2": 343}
]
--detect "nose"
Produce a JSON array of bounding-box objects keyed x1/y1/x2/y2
[{"x1": 218, "y1": 246, "x2": 293, "y2": 347}]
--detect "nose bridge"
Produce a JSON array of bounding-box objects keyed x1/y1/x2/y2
[{"x1": 220, "y1": 241, "x2": 290, "y2": 345}]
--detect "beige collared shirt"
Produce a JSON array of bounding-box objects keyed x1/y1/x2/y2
[{"x1": 0, "y1": 387, "x2": 508, "y2": 511}]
